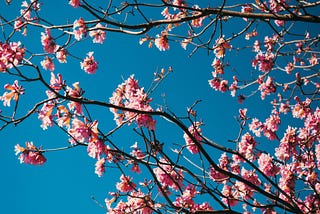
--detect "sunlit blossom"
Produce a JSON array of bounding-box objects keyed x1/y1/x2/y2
[
  {"x1": 0, "y1": 80, "x2": 24, "y2": 107},
  {"x1": 80, "y1": 52, "x2": 98, "y2": 74}
]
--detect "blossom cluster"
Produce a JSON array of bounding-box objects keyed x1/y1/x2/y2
[
  {"x1": 0, "y1": 80, "x2": 25, "y2": 107},
  {"x1": 0, "y1": 41, "x2": 25, "y2": 72},
  {"x1": 109, "y1": 75, "x2": 156, "y2": 130},
  {"x1": 183, "y1": 122, "x2": 202, "y2": 154},
  {"x1": 14, "y1": 142, "x2": 46, "y2": 165}
]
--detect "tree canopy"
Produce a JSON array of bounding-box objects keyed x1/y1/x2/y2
[{"x1": 0, "y1": 0, "x2": 320, "y2": 213}]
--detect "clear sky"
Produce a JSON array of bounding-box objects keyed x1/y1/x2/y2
[{"x1": 0, "y1": 1, "x2": 317, "y2": 214}]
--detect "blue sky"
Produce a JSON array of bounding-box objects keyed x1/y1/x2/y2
[{"x1": 0, "y1": 1, "x2": 318, "y2": 214}]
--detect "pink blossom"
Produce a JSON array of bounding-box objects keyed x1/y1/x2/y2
[
  {"x1": 130, "y1": 142, "x2": 145, "y2": 159},
  {"x1": 68, "y1": 119, "x2": 99, "y2": 144},
  {"x1": 94, "y1": 158, "x2": 105, "y2": 177},
  {"x1": 116, "y1": 174, "x2": 136, "y2": 192},
  {"x1": 258, "y1": 76, "x2": 276, "y2": 100},
  {"x1": 208, "y1": 77, "x2": 229, "y2": 92},
  {"x1": 50, "y1": 72, "x2": 65, "y2": 91},
  {"x1": 89, "y1": 23, "x2": 106, "y2": 44},
  {"x1": 275, "y1": 126, "x2": 297, "y2": 161},
  {"x1": 109, "y1": 75, "x2": 156, "y2": 130},
  {"x1": 180, "y1": 38, "x2": 192, "y2": 50},
  {"x1": 278, "y1": 164, "x2": 296, "y2": 201},
  {"x1": 316, "y1": 144, "x2": 320, "y2": 169},
  {"x1": 285, "y1": 62, "x2": 294, "y2": 74},
  {"x1": 155, "y1": 33, "x2": 169, "y2": 51},
  {"x1": 56, "y1": 105, "x2": 71, "y2": 128},
  {"x1": 0, "y1": 41, "x2": 25, "y2": 71},
  {"x1": 191, "y1": 5, "x2": 205, "y2": 28},
  {"x1": 73, "y1": 17, "x2": 87, "y2": 41},
  {"x1": 173, "y1": 185, "x2": 213, "y2": 212},
  {"x1": 161, "y1": 7, "x2": 172, "y2": 19},
  {"x1": 80, "y1": 52, "x2": 98, "y2": 74},
  {"x1": 241, "y1": 4, "x2": 253, "y2": 21},
  {"x1": 253, "y1": 40, "x2": 260, "y2": 52},
  {"x1": 213, "y1": 37, "x2": 231, "y2": 58},
  {"x1": 292, "y1": 96, "x2": 311, "y2": 119},
  {"x1": 252, "y1": 52, "x2": 274, "y2": 72},
  {"x1": 40, "y1": 56, "x2": 55, "y2": 71},
  {"x1": 245, "y1": 30, "x2": 258, "y2": 40},
  {"x1": 41, "y1": 29, "x2": 56, "y2": 53},
  {"x1": 38, "y1": 102, "x2": 55, "y2": 130},
  {"x1": 14, "y1": 18, "x2": 24, "y2": 32},
  {"x1": 209, "y1": 153, "x2": 230, "y2": 182},
  {"x1": 221, "y1": 184, "x2": 238, "y2": 206},
  {"x1": 264, "y1": 35, "x2": 278, "y2": 52},
  {"x1": 69, "y1": 0, "x2": 80, "y2": 8},
  {"x1": 183, "y1": 122, "x2": 202, "y2": 154},
  {"x1": 309, "y1": 53, "x2": 318, "y2": 65},
  {"x1": 249, "y1": 118, "x2": 263, "y2": 137},
  {"x1": 275, "y1": 19, "x2": 285, "y2": 26},
  {"x1": 262, "y1": 110, "x2": 280, "y2": 140},
  {"x1": 238, "y1": 133, "x2": 257, "y2": 160},
  {"x1": 269, "y1": 0, "x2": 288, "y2": 12},
  {"x1": 56, "y1": 48, "x2": 67, "y2": 63},
  {"x1": 66, "y1": 82, "x2": 83, "y2": 115},
  {"x1": 258, "y1": 153, "x2": 279, "y2": 176},
  {"x1": 172, "y1": 0, "x2": 187, "y2": 9},
  {"x1": 153, "y1": 158, "x2": 184, "y2": 191},
  {"x1": 106, "y1": 190, "x2": 155, "y2": 213},
  {"x1": 0, "y1": 80, "x2": 24, "y2": 107},
  {"x1": 14, "y1": 142, "x2": 46, "y2": 165},
  {"x1": 211, "y1": 58, "x2": 224, "y2": 76},
  {"x1": 87, "y1": 139, "x2": 105, "y2": 159}
]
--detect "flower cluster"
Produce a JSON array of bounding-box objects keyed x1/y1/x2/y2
[
  {"x1": 155, "y1": 32, "x2": 169, "y2": 51},
  {"x1": 89, "y1": 23, "x2": 106, "y2": 44},
  {"x1": 73, "y1": 17, "x2": 87, "y2": 41},
  {"x1": 0, "y1": 41, "x2": 25, "y2": 71},
  {"x1": 153, "y1": 158, "x2": 184, "y2": 192},
  {"x1": 252, "y1": 51, "x2": 274, "y2": 72},
  {"x1": 183, "y1": 122, "x2": 202, "y2": 154},
  {"x1": 105, "y1": 190, "x2": 156, "y2": 214},
  {"x1": 213, "y1": 37, "x2": 232, "y2": 58},
  {"x1": 109, "y1": 75, "x2": 156, "y2": 130},
  {"x1": 208, "y1": 77, "x2": 229, "y2": 92},
  {"x1": 0, "y1": 80, "x2": 24, "y2": 107},
  {"x1": 80, "y1": 52, "x2": 98, "y2": 74},
  {"x1": 41, "y1": 29, "x2": 56, "y2": 54},
  {"x1": 173, "y1": 185, "x2": 213, "y2": 212},
  {"x1": 14, "y1": 142, "x2": 46, "y2": 165}
]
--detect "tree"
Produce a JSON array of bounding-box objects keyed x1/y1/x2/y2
[{"x1": 0, "y1": 0, "x2": 319, "y2": 213}]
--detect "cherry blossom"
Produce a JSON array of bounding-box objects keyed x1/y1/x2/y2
[
  {"x1": 155, "y1": 32, "x2": 169, "y2": 51},
  {"x1": 56, "y1": 48, "x2": 67, "y2": 63},
  {"x1": 66, "y1": 82, "x2": 83, "y2": 115},
  {"x1": 95, "y1": 158, "x2": 106, "y2": 177},
  {"x1": 89, "y1": 23, "x2": 106, "y2": 44},
  {"x1": 14, "y1": 142, "x2": 46, "y2": 165},
  {"x1": 252, "y1": 52, "x2": 274, "y2": 72},
  {"x1": 109, "y1": 75, "x2": 156, "y2": 130},
  {"x1": 213, "y1": 37, "x2": 231, "y2": 58},
  {"x1": 80, "y1": 52, "x2": 98, "y2": 74},
  {"x1": 0, "y1": 41, "x2": 25, "y2": 71},
  {"x1": 41, "y1": 29, "x2": 56, "y2": 53},
  {"x1": 258, "y1": 153, "x2": 279, "y2": 176},
  {"x1": 69, "y1": 0, "x2": 80, "y2": 8},
  {"x1": 183, "y1": 122, "x2": 202, "y2": 154},
  {"x1": 153, "y1": 158, "x2": 184, "y2": 191},
  {"x1": 0, "y1": 80, "x2": 24, "y2": 107},
  {"x1": 116, "y1": 174, "x2": 136, "y2": 192},
  {"x1": 40, "y1": 56, "x2": 55, "y2": 71},
  {"x1": 73, "y1": 17, "x2": 87, "y2": 41}
]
